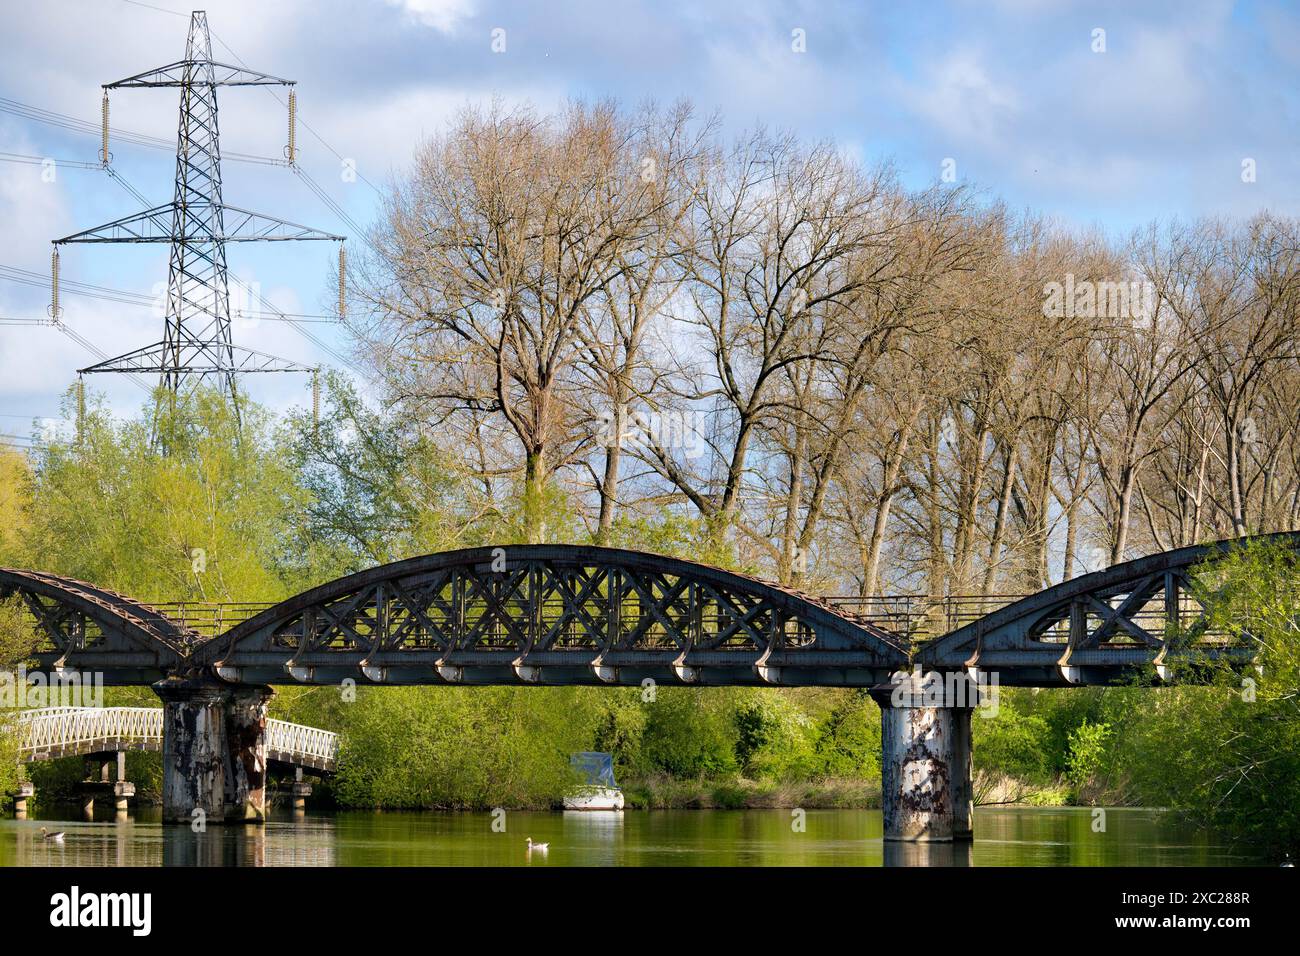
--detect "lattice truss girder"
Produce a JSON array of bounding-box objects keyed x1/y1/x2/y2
[
  {"x1": 916, "y1": 537, "x2": 1283, "y2": 680},
  {"x1": 1028, "y1": 569, "x2": 1220, "y2": 654},
  {"x1": 268, "y1": 562, "x2": 819, "y2": 660},
  {"x1": 15, "y1": 590, "x2": 101, "y2": 657}
]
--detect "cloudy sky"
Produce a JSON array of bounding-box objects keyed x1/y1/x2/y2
[{"x1": 1, "y1": 0, "x2": 1297, "y2": 440}]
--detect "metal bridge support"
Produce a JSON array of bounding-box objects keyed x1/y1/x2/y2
[{"x1": 872, "y1": 673, "x2": 976, "y2": 842}]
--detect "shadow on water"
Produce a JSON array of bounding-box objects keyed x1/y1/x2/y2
[{"x1": 0, "y1": 806, "x2": 1265, "y2": 867}]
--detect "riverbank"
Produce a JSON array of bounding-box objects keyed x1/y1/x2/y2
[{"x1": 622, "y1": 774, "x2": 881, "y2": 809}]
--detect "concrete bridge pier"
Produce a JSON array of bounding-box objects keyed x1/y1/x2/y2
[
  {"x1": 154, "y1": 678, "x2": 231, "y2": 825},
  {"x1": 113, "y1": 752, "x2": 135, "y2": 814},
  {"x1": 224, "y1": 685, "x2": 273, "y2": 823},
  {"x1": 291, "y1": 766, "x2": 312, "y2": 813},
  {"x1": 154, "y1": 678, "x2": 275, "y2": 825},
  {"x1": 872, "y1": 672, "x2": 977, "y2": 843}
]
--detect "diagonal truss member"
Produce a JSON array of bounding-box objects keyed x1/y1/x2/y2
[{"x1": 52, "y1": 10, "x2": 344, "y2": 399}]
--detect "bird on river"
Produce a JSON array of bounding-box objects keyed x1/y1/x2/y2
[
  {"x1": 39, "y1": 827, "x2": 65, "y2": 844},
  {"x1": 526, "y1": 837, "x2": 549, "y2": 853}
]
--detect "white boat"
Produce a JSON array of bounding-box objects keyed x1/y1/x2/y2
[
  {"x1": 564, "y1": 752, "x2": 625, "y2": 811},
  {"x1": 563, "y1": 786, "x2": 625, "y2": 811}
]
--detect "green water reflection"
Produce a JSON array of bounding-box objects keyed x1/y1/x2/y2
[{"x1": 0, "y1": 806, "x2": 1263, "y2": 866}]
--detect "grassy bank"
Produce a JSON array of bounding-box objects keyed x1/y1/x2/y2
[{"x1": 623, "y1": 774, "x2": 882, "y2": 810}]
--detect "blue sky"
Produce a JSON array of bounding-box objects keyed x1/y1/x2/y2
[{"x1": 1, "y1": 0, "x2": 1298, "y2": 437}]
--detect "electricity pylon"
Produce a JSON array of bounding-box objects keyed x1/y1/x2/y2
[{"x1": 53, "y1": 10, "x2": 343, "y2": 408}]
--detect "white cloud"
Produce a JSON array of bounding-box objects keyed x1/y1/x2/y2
[
  {"x1": 383, "y1": 0, "x2": 476, "y2": 33},
  {"x1": 903, "y1": 49, "x2": 1021, "y2": 149}
]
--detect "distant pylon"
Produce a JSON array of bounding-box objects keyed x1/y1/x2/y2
[{"x1": 53, "y1": 10, "x2": 342, "y2": 404}]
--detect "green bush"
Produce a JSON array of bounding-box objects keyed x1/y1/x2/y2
[
  {"x1": 811, "y1": 691, "x2": 881, "y2": 779},
  {"x1": 639, "y1": 688, "x2": 738, "y2": 778},
  {"x1": 1064, "y1": 719, "x2": 1111, "y2": 792},
  {"x1": 972, "y1": 694, "x2": 1054, "y2": 783}
]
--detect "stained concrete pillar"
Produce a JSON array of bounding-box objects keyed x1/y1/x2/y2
[
  {"x1": 154, "y1": 677, "x2": 228, "y2": 825},
  {"x1": 12, "y1": 782, "x2": 34, "y2": 818},
  {"x1": 872, "y1": 672, "x2": 977, "y2": 843},
  {"x1": 113, "y1": 781, "x2": 135, "y2": 813},
  {"x1": 224, "y1": 685, "x2": 273, "y2": 822},
  {"x1": 950, "y1": 703, "x2": 974, "y2": 840}
]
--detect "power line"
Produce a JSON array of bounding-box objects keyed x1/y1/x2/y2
[
  {"x1": 0, "y1": 264, "x2": 339, "y2": 322},
  {"x1": 0, "y1": 151, "x2": 103, "y2": 170},
  {"x1": 0, "y1": 96, "x2": 285, "y2": 166}
]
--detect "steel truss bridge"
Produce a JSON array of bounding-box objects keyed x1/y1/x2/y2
[
  {"x1": 2, "y1": 534, "x2": 1292, "y2": 690},
  {"x1": 13, "y1": 706, "x2": 337, "y2": 772}
]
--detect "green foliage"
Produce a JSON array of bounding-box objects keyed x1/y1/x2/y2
[
  {"x1": 20, "y1": 386, "x2": 309, "y2": 601},
  {"x1": 638, "y1": 688, "x2": 738, "y2": 778},
  {"x1": 285, "y1": 373, "x2": 510, "y2": 574},
  {"x1": 972, "y1": 693, "x2": 1054, "y2": 782},
  {"x1": 589, "y1": 688, "x2": 648, "y2": 776},
  {"x1": 326, "y1": 686, "x2": 596, "y2": 809},
  {"x1": 1064, "y1": 719, "x2": 1111, "y2": 793},
  {"x1": 602, "y1": 512, "x2": 745, "y2": 570},
  {"x1": 810, "y1": 691, "x2": 882, "y2": 779},
  {"x1": 732, "y1": 690, "x2": 817, "y2": 780},
  {"x1": 1119, "y1": 540, "x2": 1300, "y2": 852}
]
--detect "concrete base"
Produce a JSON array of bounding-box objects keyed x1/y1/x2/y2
[
  {"x1": 114, "y1": 780, "x2": 136, "y2": 812},
  {"x1": 873, "y1": 673, "x2": 975, "y2": 843},
  {"x1": 11, "y1": 782, "x2": 34, "y2": 818},
  {"x1": 153, "y1": 678, "x2": 274, "y2": 825},
  {"x1": 291, "y1": 781, "x2": 312, "y2": 811}
]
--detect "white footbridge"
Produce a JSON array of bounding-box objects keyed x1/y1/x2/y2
[{"x1": 13, "y1": 706, "x2": 338, "y2": 772}]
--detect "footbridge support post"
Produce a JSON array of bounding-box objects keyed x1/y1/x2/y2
[
  {"x1": 153, "y1": 678, "x2": 274, "y2": 825},
  {"x1": 871, "y1": 672, "x2": 976, "y2": 843}
]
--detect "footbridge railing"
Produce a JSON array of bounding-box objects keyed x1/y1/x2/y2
[{"x1": 13, "y1": 706, "x2": 338, "y2": 772}]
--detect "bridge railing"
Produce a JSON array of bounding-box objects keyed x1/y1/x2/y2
[
  {"x1": 826, "y1": 594, "x2": 1027, "y2": 638},
  {"x1": 11, "y1": 707, "x2": 338, "y2": 770},
  {"x1": 827, "y1": 591, "x2": 1229, "y2": 643},
  {"x1": 14, "y1": 706, "x2": 163, "y2": 758},
  {"x1": 266, "y1": 720, "x2": 339, "y2": 766},
  {"x1": 145, "y1": 601, "x2": 276, "y2": 640}
]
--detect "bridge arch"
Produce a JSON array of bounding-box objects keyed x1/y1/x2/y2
[
  {"x1": 194, "y1": 545, "x2": 909, "y2": 687},
  {"x1": 915, "y1": 532, "x2": 1300, "y2": 685},
  {"x1": 0, "y1": 569, "x2": 195, "y2": 683}
]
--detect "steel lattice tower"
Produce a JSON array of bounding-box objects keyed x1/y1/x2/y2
[{"x1": 54, "y1": 10, "x2": 342, "y2": 403}]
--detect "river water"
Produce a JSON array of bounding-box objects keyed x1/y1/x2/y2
[{"x1": 0, "y1": 806, "x2": 1263, "y2": 866}]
